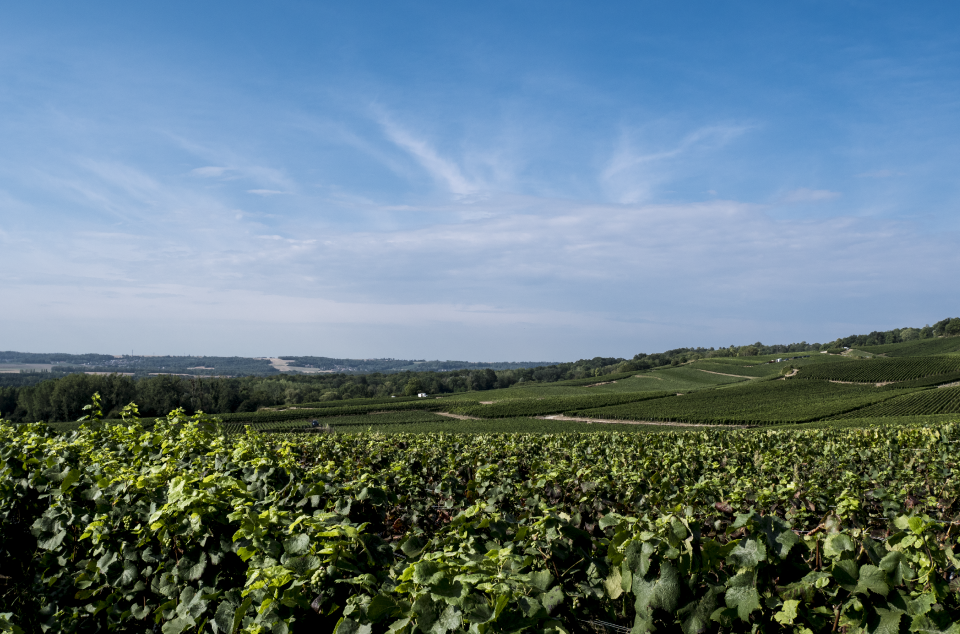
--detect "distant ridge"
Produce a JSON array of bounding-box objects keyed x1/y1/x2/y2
[{"x1": 0, "y1": 351, "x2": 555, "y2": 378}]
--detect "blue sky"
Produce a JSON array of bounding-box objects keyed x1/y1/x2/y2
[{"x1": 2, "y1": 2, "x2": 959, "y2": 359}]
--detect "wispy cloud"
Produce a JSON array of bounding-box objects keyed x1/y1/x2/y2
[
  {"x1": 375, "y1": 112, "x2": 479, "y2": 196},
  {"x1": 601, "y1": 124, "x2": 751, "y2": 204},
  {"x1": 172, "y1": 136, "x2": 296, "y2": 192},
  {"x1": 780, "y1": 188, "x2": 842, "y2": 203},
  {"x1": 6, "y1": 188, "x2": 957, "y2": 357},
  {"x1": 191, "y1": 166, "x2": 230, "y2": 178},
  {"x1": 247, "y1": 189, "x2": 284, "y2": 196}
]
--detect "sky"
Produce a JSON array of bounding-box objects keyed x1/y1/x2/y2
[{"x1": 1, "y1": 2, "x2": 959, "y2": 360}]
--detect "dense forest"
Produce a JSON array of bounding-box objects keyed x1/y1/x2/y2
[{"x1": 2, "y1": 317, "x2": 957, "y2": 423}]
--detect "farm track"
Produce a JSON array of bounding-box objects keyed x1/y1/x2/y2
[
  {"x1": 828, "y1": 380, "x2": 894, "y2": 387},
  {"x1": 776, "y1": 368, "x2": 801, "y2": 380},
  {"x1": 537, "y1": 414, "x2": 756, "y2": 428},
  {"x1": 435, "y1": 411, "x2": 482, "y2": 420},
  {"x1": 696, "y1": 369, "x2": 759, "y2": 379}
]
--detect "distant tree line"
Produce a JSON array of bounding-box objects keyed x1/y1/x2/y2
[
  {"x1": 278, "y1": 357, "x2": 555, "y2": 374},
  {"x1": 1, "y1": 360, "x2": 621, "y2": 423},
  {"x1": 825, "y1": 317, "x2": 960, "y2": 349},
  {"x1": 3, "y1": 317, "x2": 956, "y2": 423},
  {"x1": 0, "y1": 352, "x2": 555, "y2": 377}
]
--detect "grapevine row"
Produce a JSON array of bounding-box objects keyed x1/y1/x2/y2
[
  {"x1": 571, "y1": 379, "x2": 908, "y2": 424},
  {"x1": 834, "y1": 385, "x2": 960, "y2": 418},
  {"x1": 795, "y1": 355, "x2": 960, "y2": 383}
]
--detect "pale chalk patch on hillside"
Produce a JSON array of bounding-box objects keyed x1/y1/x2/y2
[{"x1": 264, "y1": 358, "x2": 334, "y2": 373}]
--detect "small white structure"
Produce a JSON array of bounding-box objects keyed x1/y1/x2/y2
[{"x1": 417, "y1": 392, "x2": 428, "y2": 398}]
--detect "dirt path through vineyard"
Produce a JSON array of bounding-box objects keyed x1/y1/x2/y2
[
  {"x1": 697, "y1": 369, "x2": 758, "y2": 379},
  {"x1": 435, "y1": 412, "x2": 482, "y2": 420},
  {"x1": 538, "y1": 414, "x2": 754, "y2": 428}
]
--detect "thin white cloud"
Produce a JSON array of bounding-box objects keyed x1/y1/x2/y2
[
  {"x1": 191, "y1": 166, "x2": 230, "y2": 178},
  {"x1": 247, "y1": 189, "x2": 285, "y2": 196},
  {"x1": 172, "y1": 136, "x2": 296, "y2": 191},
  {"x1": 781, "y1": 188, "x2": 842, "y2": 203},
  {"x1": 601, "y1": 124, "x2": 751, "y2": 204},
  {"x1": 375, "y1": 113, "x2": 478, "y2": 196},
  {"x1": 4, "y1": 182, "x2": 959, "y2": 358}
]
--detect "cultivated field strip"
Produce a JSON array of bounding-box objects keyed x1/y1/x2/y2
[
  {"x1": 213, "y1": 398, "x2": 453, "y2": 424},
  {"x1": 540, "y1": 370, "x2": 642, "y2": 387},
  {"x1": 853, "y1": 337, "x2": 960, "y2": 357},
  {"x1": 794, "y1": 355, "x2": 960, "y2": 383},
  {"x1": 878, "y1": 370, "x2": 960, "y2": 390},
  {"x1": 571, "y1": 380, "x2": 911, "y2": 425},
  {"x1": 691, "y1": 353, "x2": 854, "y2": 377},
  {"x1": 271, "y1": 395, "x2": 424, "y2": 410},
  {"x1": 444, "y1": 391, "x2": 673, "y2": 418},
  {"x1": 833, "y1": 385, "x2": 960, "y2": 418}
]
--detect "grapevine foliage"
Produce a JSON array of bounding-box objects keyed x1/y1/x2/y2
[{"x1": 1, "y1": 407, "x2": 959, "y2": 632}]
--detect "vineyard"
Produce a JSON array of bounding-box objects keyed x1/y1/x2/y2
[
  {"x1": 572, "y1": 380, "x2": 908, "y2": 425},
  {"x1": 2, "y1": 411, "x2": 958, "y2": 633},
  {"x1": 878, "y1": 371, "x2": 960, "y2": 390},
  {"x1": 832, "y1": 385, "x2": 960, "y2": 419},
  {"x1": 794, "y1": 356, "x2": 960, "y2": 384},
  {"x1": 271, "y1": 396, "x2": 425, "y2": 410},
  {"x1": 445, "y1": 391, "x2": 673, "y2": 419},
  {"x1": 852, "y1": 337, "x2": 960, "y2": 357},
  {"x1": 335, "y1": 416, "x2": 667, "y2": 434}
]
